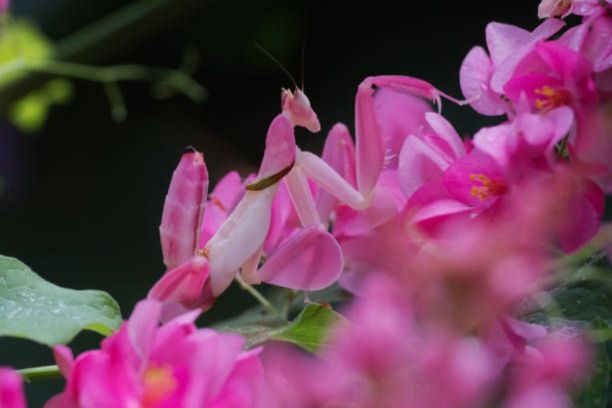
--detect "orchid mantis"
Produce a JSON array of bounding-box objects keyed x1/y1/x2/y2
[
  {"x1": 149, "y1": 88, "x2": 335, "y2": 317},
  {"x1": 150, "y1": 74, "x2": 461, "y2": 318}
]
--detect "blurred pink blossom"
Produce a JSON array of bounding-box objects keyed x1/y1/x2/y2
[
  {"x1": 46, "y1": 300, "x2": 268, "y2": 408},
  {"x1": 0, "y1": 368, "x2": 26, "y2": 408}
]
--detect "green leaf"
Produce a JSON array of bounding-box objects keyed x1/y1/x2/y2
[
  {"x1": 553, "y1": 281, "x2": 612, "y2": 327},
  {"x1": 0, "y1": 255, "x2": 122, "y2": 346},
  {"x1": 575, "y1": 343, "x2": 610, "y2": 408},
  {"x1": 524, "y1": 280, "x2": 612, "y2": 329},
  {"x1": 215, "y1": 303, "x2": 344, "y2": 353},
  {"x1": 272, "y1": 303, "x2": 344, "y2": 353},
  {"x1": 9, "y1": 79, "x2": 74, "y2": 133}
]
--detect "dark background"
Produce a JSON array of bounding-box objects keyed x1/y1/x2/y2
[{"x1": 0, "y1": 0, "x2": 558, "y2": 405}]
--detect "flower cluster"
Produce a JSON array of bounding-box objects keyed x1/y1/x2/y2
[{"x1": 1, "y1": 1, "x2": 610, "y2": 407}]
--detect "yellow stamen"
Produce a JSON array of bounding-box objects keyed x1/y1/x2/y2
[
  {"x1": 469, "y1": 174, "x2": 506, "y2": 200},
  {"x1": 141, "y1": 364, "x2": 177, "y2": 407},
  {"x1": 534, "y1": 85, "x2": 570, "y2": 113}
]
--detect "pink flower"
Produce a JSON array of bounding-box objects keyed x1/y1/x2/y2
[
  {"x1": 460, "y1": 19, "x2": 565, "y2": 115},
  {"x1": 393, "y1": 106, "x2": 598, "y2": 252},
  {"x1": 46, "y1": 300, "x2": 269, "y2": 408},
  {"x1": 503, "y1": 41, "x2": 598, "y2": 116},
  {"x1": 472, "y1": 109, "x2": 605, "y2": 252},
  {"x1": 0, "y1": 0, "x2": 9, "y2": 13},
  {"x1": 0, "y1": 368, "x2": 26, "y2": 408},
  {"x1": 503, "y1": 327, "x2": 590, "y2": 408},
  {"x1": 265, "y1": 278, "x2": 497, "y2": 408},
  {"x1": 473, "y1": 107, "x2": 574, "y2": 175},
  {"x1": 398, "y1": 112, "x2": 466, "y2": 199},
  {"x1": 393, "y1": 112, "x2": 502, "y2": 231},
  {"x1": 336, "y1": 211, "x2": 418, "y2": 293},
  {"x1": 560, "y1": 14, "x2": 612, "y2": 76},
  {"x1": 571, "y1": 103, "x2": 612, "y2": 192}
]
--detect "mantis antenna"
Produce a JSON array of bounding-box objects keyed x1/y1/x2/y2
[
  {"x1": 254, "y1": 42, "x2": 299, "y2": 90},
  {"x1": 300, "y1": 36, "x2": 308, "y2": 91}
]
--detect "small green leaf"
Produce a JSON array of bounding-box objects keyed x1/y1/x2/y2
[
  {"x1": 273, "y1": 303, "x2": 344, "y2": 353},
  {"x1": 554, "y1": 281, "x2": 612, "y2": 327},
  {"x1": 0, "y1": 255, "x2": 122, "y2": 346},
  {"x1": 524, "y1": 280, "x2": 612, "y2": 329},
  {"x1": 215, "y1": 303, "x2": 344, "y2": 352}
]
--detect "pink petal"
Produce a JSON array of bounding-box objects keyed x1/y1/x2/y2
[
  {"x1": 505, "y1": 386, "x2": 569, "y2": 408},
  {"x1": 316, "y1": 123, "x2": 357, "y2": 220},
  {"x1": 460, "y1": 46, "x2": 508, "y2": 116},
  {"x1": 559, "y1": 23, "x2": 590, "y2": 52},
  {"x1": 582, "y1": 15, "x2": 612, "y2": 72},
  {"x1": 127, "y1": 300, "x2": 162, "y2": 361},
  {"x1": 210, "y1": 349, "x2": 269, "y2": 408},
  {"x1": 180, "y1": 330, "x2": 246, "y2": 404},
  {"x1": 411, "y1": 200, "x2": 474, "y2": 225},
  {"x1": 405, "y1": 181, "x2": 454, "y2": 209},
  {"x1": 53, "y1": 345, "x2": 74, "y2": 378},
  {"x1": 520, "y1": 107, "x2": 574, "y2": 149},
  {"x1": 256, "y1": 226, "x2": 343, "y2": 290},
  {"x1": 442, "y1": 152, "x2": 506, "y2": 208},
  {"x1": 490, "y1": 19, "x2": 565, "y2": 93},
  {"x1": 473, "y1": 122, "x2": 515, "y2": 169},
  {"x1": 558, "y1": 181, "x2": 604, "y2": 252},
  {"x1": 424, "y1": 112, "x2": 466, "y2": 160},
  {"x1": 43, "y1": 394, "x2": 71, "y2": 408},
  {"x1": 320, "y1": 123, "x2": 356, "y2": 185},
  {"x1": 536, "y1": 41, "x2": 595, "y2": 83},
  {"x1": 398, "y1": 135, "x2": 452, "y2": 199},
  {"x1": 504, "y1": 72, "x2": 564, "y2": 108},
  {"x1": 0, "y1": 368, "x2": 26, "y2": 408},
  {"x1": 486, "y1": 22, "x2": 531, "y2": 68}
]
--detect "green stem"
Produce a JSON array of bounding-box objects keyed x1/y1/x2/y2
[
  {"x1": 18, "y1": 365, "x2": 62, "y2": 382},
  {"x1": 0, "y1": 59, "x2": 206, "y2": 102},
  {"x1": 235, "y1": 275, "x2": 280, "y2": 316},
  {"x1": 0, "y1": 0, "x2": 206, "y2": 113},
  {"x1": 103, "y1": 81, "x2": 128, "y2": 122},
  {"x1": 55, "y1": 0, "x2": 175, "y2": 61}
]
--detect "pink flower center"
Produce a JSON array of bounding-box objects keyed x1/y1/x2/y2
[
  {"x1": 141, "y1": 364, "x2": 177, "y2": 407},
  {"x1": 534, "y1": 85, "x2": 571, "y2": 113},
  {"x1": 469, "y1": 174, "x2": 506, "y2": 200}
]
